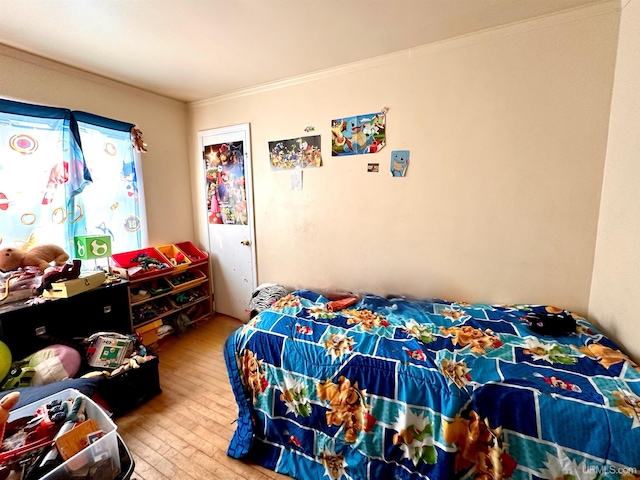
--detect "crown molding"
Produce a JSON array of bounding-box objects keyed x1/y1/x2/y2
[{"x1": 190, "y1": 0, "x2": 620, "y2": 109}]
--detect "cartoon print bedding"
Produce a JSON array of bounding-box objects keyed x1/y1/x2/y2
[{"x1": 224, "y1": 290, "x2": 640, "y2": 480}]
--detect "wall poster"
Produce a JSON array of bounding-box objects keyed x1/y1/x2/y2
[
  {"x1": 268, "y1": 135, "x2": 322, "y2": 170},
  {"x1": 203, "y1": 142, "x2": 248, "y2": 224},
  {"x1": 331, "y1": 109, "x2": 387, "y2": 156}
]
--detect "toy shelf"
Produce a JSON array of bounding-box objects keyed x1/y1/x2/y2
[
  {"x1": 130, "y1": 276, "x2": 208, "y2": 308},
  {"x1": 134, "y1": 292, "x2": 210, "y2": 330},
  {"x1": 117, "y1": 243, "x2": 213, "y2": 342},
  {"x1": 133, "y1": 308, "x2": 176, "y2": 329}
]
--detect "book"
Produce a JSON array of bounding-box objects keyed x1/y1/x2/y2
[{"x1": 55, "y1": 418, "x2": 100, "y2": 461}]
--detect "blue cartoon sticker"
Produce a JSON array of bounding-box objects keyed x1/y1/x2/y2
[{"x1": 390, "y1": 150, "x2": 409, "y2": 177}]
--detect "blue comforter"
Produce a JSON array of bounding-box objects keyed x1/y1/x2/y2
[{"x1": 224, "y1": 290, "x2": 640, "y2": 479}]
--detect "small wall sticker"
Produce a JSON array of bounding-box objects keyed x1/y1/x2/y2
[{"x1": 390, "y1": 150, "x2": 409, "y2": 177}]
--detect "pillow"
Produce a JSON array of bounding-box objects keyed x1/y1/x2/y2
[
  {"x1": 248, "y1": 283, "x2": 289, "y2": 319},
  {"x1": 0, "y1": 376, "x2": 103, "y2": 411}
]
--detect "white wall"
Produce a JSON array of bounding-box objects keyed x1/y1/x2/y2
[
  {"x1": 590, "y1": 0, "x2": 640, "y2": 361},
  {"x1": 0, "y1": 46, "x2": 194, "y2": 247},
  {"x1": 189, "y1": 3, "x2": 619, "y2": 315},
  {"x1": 3, "y1": 3, "x2": 632, "y2": 360}
]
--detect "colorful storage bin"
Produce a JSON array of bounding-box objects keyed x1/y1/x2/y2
[
  {"x1": 175, "y1": 241, "x2": 208, "y2": 265},
  {"x1": 143, "y1": 277, "x2": 172, "y2": 296},
  {"x1": 110, "y1": 247, "x2": 174, "y2": 280},
  {"x1": 157, "y1": 244, "x2": 191, "y2": 272},
  {"x1": 167, "y1": 269, "x2": 206, "y2": 291},
  {"x1": 135, "y1": 319, "x2": 163, "y2": 345}
]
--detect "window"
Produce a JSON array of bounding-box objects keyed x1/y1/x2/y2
[{"x1": 0, "y1": 99, "x2": 146, "y2": 259}]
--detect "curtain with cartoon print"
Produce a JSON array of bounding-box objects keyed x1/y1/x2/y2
[
  {"x1": 0, "y1": 99, "x2": 144, "y2": 261},
  {"x1": 73, "y1": 111, "x2": 144, "y2": 255}
]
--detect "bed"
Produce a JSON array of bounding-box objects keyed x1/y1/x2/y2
[{"x1": 224, "y1": 290, "x2": 640, "y2": 479}]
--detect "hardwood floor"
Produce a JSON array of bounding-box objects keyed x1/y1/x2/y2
[{"x1": 115, "y1": 314, "x2": 290, "y2": 480}]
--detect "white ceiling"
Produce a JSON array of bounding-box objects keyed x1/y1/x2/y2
[{"x1": 0, "y1": 0, "x2": 606, "y2": 103}]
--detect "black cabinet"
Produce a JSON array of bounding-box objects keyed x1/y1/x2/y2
[{"x1": 0, "y1": 281, "x2": 131, "y2": 359}]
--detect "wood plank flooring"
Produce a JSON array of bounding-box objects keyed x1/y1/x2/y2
[{"x1": 115, "y1": 314, "x2": 290, "y2": 480}]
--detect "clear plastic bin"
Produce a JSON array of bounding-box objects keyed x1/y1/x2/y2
[{"x1": 6, "y1": 388, "x2": 120, "y2": 480}]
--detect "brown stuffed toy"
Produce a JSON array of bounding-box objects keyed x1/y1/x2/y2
[{"x1": 0, "y1": 245, "x2": 69, "y2": 273}]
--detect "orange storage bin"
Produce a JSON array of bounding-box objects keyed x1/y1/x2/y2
[
  {"x1": 135, "y1": 319, "x2": 163, "y2": 345},
  {"x1": 157, "y1": 244, "x2": 191, "y2": 272}
]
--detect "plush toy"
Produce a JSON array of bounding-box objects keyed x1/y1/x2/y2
[
  {"x1": 0, "y1": 245, "x2": 69, "y2": 273},
  {"x1": 109, "y1": 354, "x2": 154, "y2": 376},
  {"x1": 131, "y1": 126, "x2": 148, "y2": 153},
  {"x1": 1, "y1": 344, "x2": 81, "y2": 390}
]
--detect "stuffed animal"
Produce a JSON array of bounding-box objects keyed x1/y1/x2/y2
[
  {"x1": 131, "y1": 126, "x2": 148, "y2": 153},
  {"x1": 0, "y1": 245, "x2": 69, "y2": 273},
  {"x1": 1, "y1": 344, "x2": 81, "y2": 390}
]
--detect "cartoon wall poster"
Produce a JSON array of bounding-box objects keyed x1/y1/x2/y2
[
  {"x1": 269, "y1": 135, "x2": 322, "y2": 170},
  {"x1": 390, "y1": 150, "x2": 409, "y2": 177},
  {"x1": 331, "y1": 108, "x2": 387, "y2": 156},
  {"x1": 203, "y1": 141, "x2": 248, "y2": 225}
]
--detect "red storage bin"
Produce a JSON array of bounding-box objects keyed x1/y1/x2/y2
[
  {"x1": 175, "y1": 241, "x2": 208, "y2": 265},
  {"x1": 110, "y1": 247, "x2": 174, "y2": 280}
]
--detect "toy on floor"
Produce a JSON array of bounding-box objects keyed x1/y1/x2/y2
[
  {"x1": 109, "y1": 345, "x2": 154, "y2": 376},
  {"x1": 0, "y1": 245, "x2": 69, "y2": 273},
  {"x1": 1, "y1": 345, "x2": 81, "y2": 391},
  {"x1": 0, "y1": 341, "x2": 11, "y2": 383}
]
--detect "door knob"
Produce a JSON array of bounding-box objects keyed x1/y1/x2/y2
[{"x1": 240, "y1": 240, "x2": 250, "y2": 246}]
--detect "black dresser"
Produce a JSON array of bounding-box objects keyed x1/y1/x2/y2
[{"x1": 0, "y1": 280, "x2": 131, "y2": 359}]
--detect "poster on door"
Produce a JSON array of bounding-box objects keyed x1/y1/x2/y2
[{"x1": 203, "y1": 141, "x2": 248, "y2": 225}]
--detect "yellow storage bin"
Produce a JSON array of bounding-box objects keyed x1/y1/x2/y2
[
  {"x1": 135, "y1": 319, "x2": 163, "y2": 345},
  {"x1": 157, "y1": 244, "x2": 191, "y2": 272}
]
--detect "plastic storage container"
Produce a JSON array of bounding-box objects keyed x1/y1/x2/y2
[
  {"x1": 135, "y1": 319, "x2": 163, "y2": 345},
  {"x1": 6, "y1": 388, "x2": 120, "y2": 480},
  {"x1": 143, "y1": 277, "x2": 172, "y2": 296},
  {"x1": 132, "y1": 298, "x2": 171, "y2": 326},
  {"x1": 110, "y1": 247, "x2": 174, "y2": 280},
  {"x1": 98, "y1": 355, "x2": 161, "y2": 418},
  {"x1": 157, "y1": 244, "x2": 191, "y2": 272},
  {"x1": 167, "y1": 269, "x2": 207, "y2": 291},
  {"x1": 116, "y1": 434, "x2": 135, "y2": 480},
  {"x1": 174, "y1": 241, "x2": 208, "y2": 265}
]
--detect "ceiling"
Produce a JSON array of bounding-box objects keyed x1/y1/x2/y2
[{"x1": 0, "y1": 0, "x2": 607, "y2": 103}]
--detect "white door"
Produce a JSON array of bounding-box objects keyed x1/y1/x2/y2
[{"x1": 199, "y1": 124, "x2": 256, "y2": 321}]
